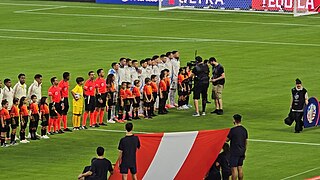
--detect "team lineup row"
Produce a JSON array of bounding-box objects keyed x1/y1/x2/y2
[{"x1": 0, "y1": 51, "x2": 226, "y2": 147}]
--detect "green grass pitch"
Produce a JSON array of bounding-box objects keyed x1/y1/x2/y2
[{"x1": 0, "y1": 0, "x2": 319, "y2": 179}]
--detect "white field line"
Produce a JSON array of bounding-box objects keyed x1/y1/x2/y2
[
  {"x1": 1, "y1": 2, "x2": 320, "y2": 18},
  {"x1": 0, "y1": 35, "x2": 199, "y2": 42},
  {"x1": 14, "y1": 6, "x2": 67, "y2": 13},
  {"x1": 13, "y1": 11, "x2": 320, "y2": 28},
  {"x1": 280, "y1": 167, "x2": 320, "y2": 180},
  {"x1": 0, "y1": 32, "x2": 319, "y2": 47},
  {"x1": 88, "y1": 128, "x2": 320, "y2": 146}
]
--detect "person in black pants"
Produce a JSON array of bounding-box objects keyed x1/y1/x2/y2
[
  {"x1": 227, "y1": 114, "x2": 248, "y2": 180},
  {"x1": 117, "y1": 123, "x2": 140, "y2": 180},
  {"x1": 290, "y1": 78, "x2": 308, "y2": 133},
  {"x1": 78, "y1": 147, "x2": 113, "y2": 180}
]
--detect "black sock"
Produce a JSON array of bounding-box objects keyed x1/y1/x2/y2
[
  {"x1": 135, "y1": 111, "x2": 138, "y2": 118},
  {"x1": 1, "y1": 137, "x2": 4, "y2": 145},
  {"x1": 108, "y1": 109, "x2": 111, "y2": 120},
  {"x1": 10, "y1": 133, "x2": 15, "y2": 143},
  {"x1": 20, "y1": 131, "x2": 25, "y2": 140},
  {"x1": 6, "y1": 129, "x2": 10, "y2": 139},
  {"x1": 148, "y1": 109, "x2": 151, "y2": 117}
]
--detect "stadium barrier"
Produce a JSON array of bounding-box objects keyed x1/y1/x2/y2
[
  {"x1": 303, "y1": 97, "x2": 320, "y2": 128},
  {"x1": 96, "y1": 0, "x2": 320, "y2": 13}
]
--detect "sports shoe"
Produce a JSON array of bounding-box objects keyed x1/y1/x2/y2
[
  {"x1": 211, "y1": 109, "x2": 219, "y2": 114},
  {"x1": 177, "y1": 106, "x2": 183, "y2": 110},
  {"x1": 192, "y1": 113, "x2": 200, "y2": 117},
  {"x1": 202, "y1": 112, "x2": 206, "y2": 116},
  {"x1": 10, "y1": 141, "x2": 18, "y2": 146},
  {"x1": 43, "y1": 135, "x2": 50, "y2": 139},
  {"x1": 187, "y1": 104, "x2": 192, "y2": 108},
  {"x1": 20, "y1": 139, "x2": 29, "y2": 143},
  {"x1": 64, "y1": 128, "x2": 72, "y2": 132},
  {"x1": 1, "y1": 144, "x2": 9, "y2": 148},
  {"x1": 99, "y1": 123, "x2": 107, "y2": 126},
  {"x1": 217, "y1": 109, "x2": 224, "y2": 115},
  {"x1": 182, "y1": 105, "x2": 189, "y2": 110},
  {"x1": 94, "y1": 124, "x2": 100, "y2": 128},
  {"x1": 58, "y1": 129, "x2": 64, "y2": 134},
  {"x1": 107, "y1": 119, "x2": 116, "y2": 124},
  {"x1": 82, "y1": 126, "x2": 88, "y2": 129}
]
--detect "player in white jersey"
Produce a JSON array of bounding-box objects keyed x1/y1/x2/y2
[
  {"x1": 28, "y1": 74, "x2": 42, "y2": 102},
  {"x1": 170, "y1": 51, "x2": 181, "y2": 107},
  {"x1": 108, "y1": 62, "x2": 120, "y2": 92},
  {"x1": 2, "y1": 79, "x2": 14, "y2": 110},
  {"x1": 13, "y1": 73, "x2": 27, "y2": 100},
  {"x1": 130, "y1": 60, "x2": 140, "y2": 84}
]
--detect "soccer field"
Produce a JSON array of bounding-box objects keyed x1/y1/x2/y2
[{"x1": 0, "y1": 0, "x2": 319, "y2": 179}]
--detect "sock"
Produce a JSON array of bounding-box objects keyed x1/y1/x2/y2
[
  {"x1": 77, "y1": 116, "x2": 81, "y2": 128},
  {"x1": 10, "y1": 133, "x2": 15, "y2": 143},
  {"x1": 136, "y1": 110, "x2": 138, "y2": 118},
  {"x1": 148, "y1": 109, "x2": 151, "y2": 117},
  {"x1": 90, "y1": 112, "x2": 95, "y2": 126},
  {"x1": 72, "y1": 115, "x2": 76, "y2": 128},
  {"x1": 94, "y1": 110, "x2": 99, "y2": 125},
  {"x1": 99, "y1": 110, "x2": 104, "y2": 123},
  {"x1": 6, "y1": 129, "x2": 9, "y2": 139},
  {"x1": 54, "y1": 119, "x2": 58, "y2": 132},
  {"x1": 1, "y1": 136, "x2": 4, "y2": 145},
  {"x1": 82, "y1": 112, "x2": 88, "y2": 126},
  {"x1": 57, "y1": 116, "x2": 61, "y2": 130},
  {"x1": 62, "y1": 115, "x2": 67, "y2": 129},
  {"x1": 20, "y1": 131, "x2": 25, "y2": 140},
  {"x1": 108, "y1": 108, "x2": 111, "y2": 120}
]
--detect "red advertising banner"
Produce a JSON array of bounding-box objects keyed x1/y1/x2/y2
[{"x1": 252, "y1": 0, "x2": 320, "y2": 11}]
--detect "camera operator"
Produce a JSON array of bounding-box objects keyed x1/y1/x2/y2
[{"x1": 191, "y1": 56, "x2": 210, "y2": 117}]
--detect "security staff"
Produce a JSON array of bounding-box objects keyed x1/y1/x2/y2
[{"x1": 290, "y1": 78, "x2": 308, "y2": 133}]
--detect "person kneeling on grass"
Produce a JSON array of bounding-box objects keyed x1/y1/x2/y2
[{"x1": 78, "y1": 146, "x2": 113, "y2": 180}]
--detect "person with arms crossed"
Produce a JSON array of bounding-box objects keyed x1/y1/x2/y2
[
  {"x1": 117, "y1": 122, "x2": 140, "y2": 180},
  {"x1": 78, "y1": 146, "x2": 113, "y2": 180},
  {"x1": 209, "y1": 57, "x2": 226, "y2": 115},
  {"x1": 227, "y1": 114, "x2": 248, "y2": 180},
  {"x1": 290, "y1": 78, "x2": 308, "y2": 133}
]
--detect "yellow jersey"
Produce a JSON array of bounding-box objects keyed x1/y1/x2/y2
[{"x1": 72, "y1": 84, "x2": 84, "y2": 107}]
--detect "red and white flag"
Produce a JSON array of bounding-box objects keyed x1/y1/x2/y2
[{"x1": 109, "y1": 129, "x2": 230, "y2": 180}]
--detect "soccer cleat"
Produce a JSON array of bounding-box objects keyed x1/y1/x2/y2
[
  {"x1": 82, "y1": 126, "x2": 88, "y2": 129},
  {"x1": 20, "y1": 139, "x2": 29, "y2": 143},
  {"x1": 64, "y1": 128, "x2": 72, "y2": 132},
  {"x1": 94, "y1": 124, "x2": 100, "y2": 128},
  {"x1": 192, "y1": 113, "x2": 200, "y2": 117},
  {"x1": 107, "y1": 119, "x2": 116, "y2": 124},
  {"x1": 99, "y1": 123, "x2": 107, "y2": 126}
]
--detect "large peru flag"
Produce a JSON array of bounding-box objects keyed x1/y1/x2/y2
[{"x1": 109, "y1": 129, "x2": 230, "y2": 180}]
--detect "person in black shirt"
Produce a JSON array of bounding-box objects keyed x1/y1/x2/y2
[
  {"x1": 290, "y1": 78, "x2": 308, "y2": 133},
  {"x1": 227, "y1": 114, "x2": 248, "y2": 180},
  {"x1": 191, "y1": 56, "x2": 210, "y2": 117},
  {"x1": 117, "y1": 123, "x2": 140, "y2": 180},
  {"x1": 81, "y1": 158, "x2": 97, "y2": 180},
  {"x1": 209, "y1": 57, "x2": 225, "y2": 115},
  {"x1": 78, "y1": 147, "x2": 113, "y2": 180},
  {"x1": 206, "y1": 143, "x2": 231, "y2": 180}
]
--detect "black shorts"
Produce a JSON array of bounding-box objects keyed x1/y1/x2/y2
[
  {"x1": 21, "y1": 116, "x2": 28, "y2": 129},
  {"x1": 11, "y1": 117, "x2": 19, "y2": 129},
  {"x1": 30, "y1": 114, "x2": 39, "y2": 128},
  {"x1": 84, "y1": 95, "x2": 95, "y2": 112},
  {"x1": 61, "y1": 98, "x2": 69, "y2": 115},
  {"x1": 120, "y1": 165, "x2": 137, "y2": 175},
  {"x1": 230, "y1": 155, "x2": 245, "y2": 167},
  {"x1": 107, "y1": 92, "x2": 116, "y2": 106},
  {"x1": 96, "y1": 93, "x2": 107, "y2": 108},
  {"x1": 193, "y1": 83, "x2": 208, "y2": 100},
  {"x1": 144, "y1": 95, "x2": 152, "y2": 107},
  {"x1": 0, "y1": 119, "x2": 10, "y2": 132},
  {"x1": 49, "y1": 102, "x2": 62, "y2": 117},
  {"x1": 133, "y1": 97, "x2": 141, "y2": 108},
  {"x1": 41, "y1": 114, "x2": 49, "y2": 126}
]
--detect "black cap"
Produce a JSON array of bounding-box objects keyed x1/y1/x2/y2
[{"x1": 295, "y1": 78, "x2": 302, "y2": 84}]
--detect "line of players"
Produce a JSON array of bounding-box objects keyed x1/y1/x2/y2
[{"x1": 0, "y1": 51, "x2": 193, "y2": 147}]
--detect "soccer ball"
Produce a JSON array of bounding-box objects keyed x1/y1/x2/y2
[{"x1": 75, "y1": 93, "x2": 80, "y2": 100}]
